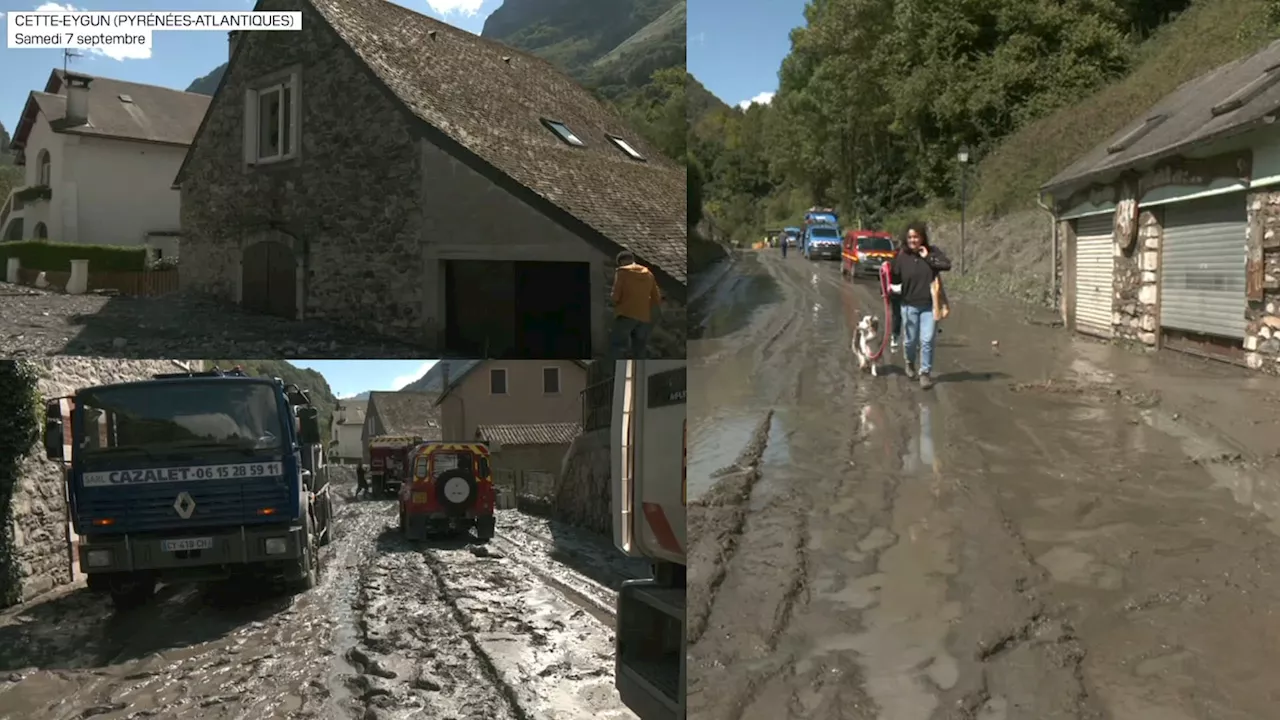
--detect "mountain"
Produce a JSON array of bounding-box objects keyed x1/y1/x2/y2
[
  {"x1": 687, "y1": 73, "x2": 729, "y2": 122},
  {"x1": 481, "y1": 0, "x2": 677, "y2": 75},
  {"x1": 186, "y1": 65, "x2": 225, "y2": 96},
  {"x1": 400, "y1": 360, "x2": 483, "y2": 393},
  {"x1": 0, "y1": 121, "x2": 12, "y2": 163}
]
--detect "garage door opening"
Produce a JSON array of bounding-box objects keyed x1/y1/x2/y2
[
  {"x1": 1159, "y1": 193, "x2": 1248, "y2": 363},
  {"x1": 1073, "y1": 213, "x2": 1115, "y2": 338},
  {"x1": 444, "y1": 260, "x2": 592, "y2": 358}
]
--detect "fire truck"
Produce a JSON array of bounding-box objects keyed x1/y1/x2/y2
[
  {"x1": 368, "y1": 435, "x2": 423, "y2": 498},
  {"x1": 612, "y1": 359, "x2": 686, "y2": 719}
]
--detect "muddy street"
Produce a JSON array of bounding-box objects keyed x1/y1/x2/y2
[
  {"x1": 687, "y1": 250, "x2": 1280, "y2": 720},
  {"x1": 0, "y1": 490, "x2": 638, "y2": 720}
]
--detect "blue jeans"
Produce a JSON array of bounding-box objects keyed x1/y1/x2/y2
[
  {"x1": 610, "y1": 316, "x2": 653, "y2": 359},
  {"x1": 900, "y1": 304, "x2": 937, "y2": 374}
]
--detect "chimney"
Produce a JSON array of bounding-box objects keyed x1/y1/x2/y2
[
  {"x1": 228, "y1": 31, "x2": 239, "y2": 61},
  {"x1": 64, "y1": 72, "x2": 92, "y2": 126}
]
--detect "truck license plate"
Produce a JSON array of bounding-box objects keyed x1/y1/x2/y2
[
  {"x1": 162, "y1": 537, "x2": 213, "y2": 552},
  {"x1": 411, "y1": 492, "x2": 430, "y2": 504}
]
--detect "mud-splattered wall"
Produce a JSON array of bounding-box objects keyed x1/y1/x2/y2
[
  {"x1": 0, "y1": 359, "x2": 199, "y2": 608},
  {"x1": 554, "y1": 429, "x2": 611, "y2": 536},
  {"x1": 1246, "y1": 190, "x2": 1280, "y2": 374}
]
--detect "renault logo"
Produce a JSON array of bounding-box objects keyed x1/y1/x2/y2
[{"x1": 173, "y1": 492, "x2": 196, "y2": 519}]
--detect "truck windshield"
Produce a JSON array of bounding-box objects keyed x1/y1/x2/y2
[
  {"x1": 75, "y1": 382, "x2": 284, "y2": 455},
  {"x1": 858, "y1": 237, "x2": 895, "y2": 252},
  {"x1": 810, "y1": 228, "x2": 839, "y2": 239}
]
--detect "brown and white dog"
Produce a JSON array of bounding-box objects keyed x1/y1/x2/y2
[{"x1": 853, "y1": 314, "x2": 882, "y2": 376}]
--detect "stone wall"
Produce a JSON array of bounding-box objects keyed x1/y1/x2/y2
[
  {"x1": 1, "y1": 359, "x2": 197, "y2": 608},
  {"x1": 1245, "y1": 191, "x2": 1280, "y2": 373},
  {"x1": 1113, "y1": 209, "x2": 1160, "y2": 346},
  {"x1": 180, "y1": 0, "x2": 424, "y2": 338},
  {"x1": 553, "y1": 428, "x2": 611, "y2": 536}
]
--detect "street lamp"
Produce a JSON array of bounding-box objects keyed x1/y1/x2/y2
[{"x1": 957, "y1": 145, "x2": 970, "y2": 275}]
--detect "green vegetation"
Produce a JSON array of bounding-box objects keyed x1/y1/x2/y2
[
  {"x1": 690, "y1": 0, "x2": 1280, "y2": 249},
  {"x1": 208, "y1": 360, "x2": 338, "y2": 434},
  {"x1": 0, "y1": 241, "x2": 148, "y2": 272},
  {"x1": 0, "y1": 360, "x2": 41, "y2": 607}
]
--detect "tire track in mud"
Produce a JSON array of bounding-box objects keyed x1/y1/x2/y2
[
  {"x1": 342, "y1": 515, "x2": 633, "y2": 720},
  {"x1": 687, "y1": 410, "x2": 774, "y2": 644}
]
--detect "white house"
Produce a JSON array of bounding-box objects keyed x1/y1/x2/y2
[
  {"x1": 329, "y1": 397, "x2": 368, "y2": 464},
  {"x1": 0, "y1": 70, "x2": 210, "y2": 259}
]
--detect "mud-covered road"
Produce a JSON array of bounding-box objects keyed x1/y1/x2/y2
[
  {"x1": 0, "y1": 491, "x2": 643, "y2": 720},
  {"x1": 687, "y1": 250, "x2": 1280, "y2": 720}
]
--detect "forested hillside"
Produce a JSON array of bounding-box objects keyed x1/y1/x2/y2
[{"x1": 690, "y1": 0, "x2": 1280, "y2": 250}]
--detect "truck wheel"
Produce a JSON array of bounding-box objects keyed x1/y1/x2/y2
[
  {"x1": 476, "y1": 517, "x2": 495, "y2": 542},
  {"x1": 109, "y1": 577, "x2": 155, "y2": 612},
  {"x1": 289, "y1": 536, "x2": 320, "y2": 594},
  {"x1": 398, "y1": 506, "x2": 407, "y2": 535}
]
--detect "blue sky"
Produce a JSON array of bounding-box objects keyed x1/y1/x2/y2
[
  {"x1": 0, "y1": 0, "x2": 501, "y2": 137},
  {"x1": 290, "y1": 360, "x2": 438, "y2": 398},
  {"x1": 687, "y1": 0, "x2": 807, "y2": 109}
]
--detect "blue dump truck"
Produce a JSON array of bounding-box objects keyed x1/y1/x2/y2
[{"x1": 43, "y1": 366, "x2": 335, "y2": 611}]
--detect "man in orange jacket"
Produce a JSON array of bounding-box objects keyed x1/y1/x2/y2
[{"x1": 610, "y1": 250, "x2": 662, "y2": 358}]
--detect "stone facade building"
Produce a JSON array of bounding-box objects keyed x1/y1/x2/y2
[
  {"x1": 1044, "y1": 38, "x2": 1280, "y2": 374},
  {"x1": 1, "y1": 359, "x2": 198, "y2": 609},
  {"x1": 173, "y1": 0, "x2": 686, "y2": 359}
]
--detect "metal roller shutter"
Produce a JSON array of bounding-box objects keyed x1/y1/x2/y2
[
  {"x1": 1160, "y1": 194, "x2": 1247, "y2": 339},
  {"x1": 1074, "y1": 214, "x2": 1114, "y2": 338}
]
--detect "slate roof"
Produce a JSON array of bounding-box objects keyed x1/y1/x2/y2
[
  {"x1": 367, "y1": 391, "x2": 441, "y2": 439},
  {"x1": 477, "y1": 422, "x2": 582, "y2": 446},
  {"x1": 304, "y1": 0, "x2": 687, "y2": 285},
  {"x1": 9, "y1": 70, "x2": 209, "y2": 152},
  {"x1": 1044, "y1": 38, "x2": 1280, "y2": 193}
]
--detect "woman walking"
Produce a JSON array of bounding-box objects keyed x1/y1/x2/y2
[{"x1": 888, "y1": 222, "x2": 951, "y2": 389}]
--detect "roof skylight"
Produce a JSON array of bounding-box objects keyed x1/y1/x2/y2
[
  {"x1": 1210, "y1": 62, "x2": 1280, "y2": 117},
  {"x1": 118, "y1": 94, "x2": 133, "y2": 103},
  {"x1": 1106, "y1": 114, "x2": 1168, "y2": 154},
  {"x1": 542, "y1": 119, "x2": 585, "y2": 147},
  {"x1": 608, "y1": 135, "x2": 645, "y2": 161}
]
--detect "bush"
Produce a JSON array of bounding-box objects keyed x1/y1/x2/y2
[
  {"x1": 0, "y1": 241, "x2": 147, "y2": 272},
  {"x1": 0, "y1": 360, "x2": 41, "y2": 608}
]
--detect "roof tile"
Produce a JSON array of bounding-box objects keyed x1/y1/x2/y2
[{"x1": 477, "y1": 422, "x2": 581, "y2": 446}]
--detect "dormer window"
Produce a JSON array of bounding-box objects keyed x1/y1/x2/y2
[
  {"x1": 608, "y1": 135, "x2": 645, "y2": 161},
  {"x1": 542, "y1": 119, "x2": 585, "y2": 147}
]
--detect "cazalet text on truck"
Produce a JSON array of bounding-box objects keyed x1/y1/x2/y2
[{"x1": 43, "y1": 366, "x2": 335, "y2": 611}]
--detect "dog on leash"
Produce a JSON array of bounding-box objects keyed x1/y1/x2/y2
[{"x1": 853, "y1": 314, "x2": 882, "y2": 376}]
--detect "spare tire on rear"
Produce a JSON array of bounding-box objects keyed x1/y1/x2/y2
[{"x1": 435, "y1": 468, "x2": 477, "y2": 510}]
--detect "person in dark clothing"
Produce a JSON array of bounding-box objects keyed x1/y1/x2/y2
[
  {"x1": 888, "y1": 222, "x2": 951, "y2": 389},
  {"x1": 781, "y1": 233, "x2": 788, "y2": 258},
  {"x1": 356, "y1": 463, "x2": 368, "y2": 500}
]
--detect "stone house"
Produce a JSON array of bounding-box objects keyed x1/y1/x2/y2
[
  {"x1": 173, "y1": 0, "x2": 687, "y2": 358},
  {"x1": 1042, "y1": 38, "x2": 1280, "y2": 374},
  {"x1": 2, "y1": 70, "x2": 208, "y2": 258},
  {"x1": 434, "y1": 359, "x2": 587, "y2": 496},
  {"x1": 1, "y1": 359, "x2": 199, "y2": 609},
  {"x1": 328, "y1": 396, "x2": 367, "y2": 463},
  {"x1": 360, "y1": 390, "x2": 441, "y2": 464}
]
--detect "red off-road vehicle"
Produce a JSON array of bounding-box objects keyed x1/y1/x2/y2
[{"x1": 397, "y1": 442, "x2": 496, "y2": 541}]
